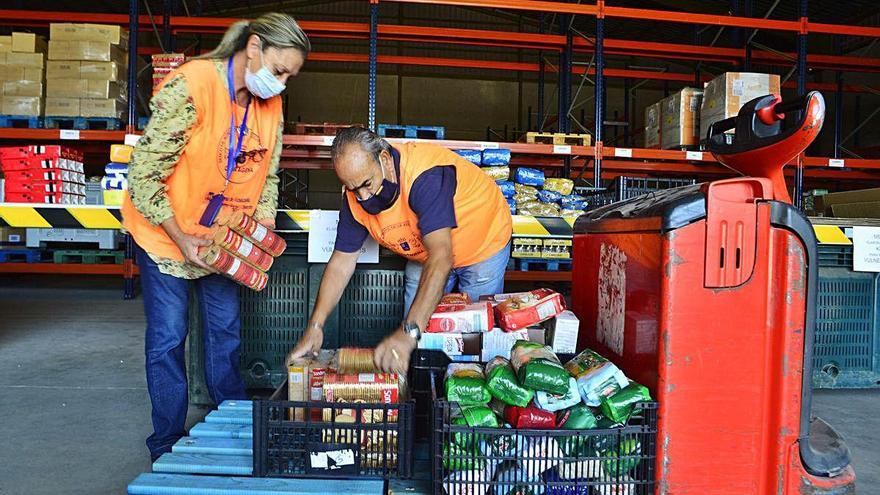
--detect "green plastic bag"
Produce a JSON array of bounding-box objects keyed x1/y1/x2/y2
[
  {"x1": 486, "y1": 356, "x2": 534, "y2": 407},
  {"x1": 601, "y1": 438, "x2": 642, "y2": 477},
  {"x1": 451, "y1": 405, "x2": 500, "y2": 449},
  {"x1": 446, "y1": 363, "x2": 491, "y2": 405},
  {"x1": 599, "y1": 381, "x2": 651, "y2": 424},
  {"x1": 556, "y1": 404, "x2": 598, "y2": 456},
  {"x1": 443, "y1": 441, "x2": 485, "y2": 471},
  {"x1": 510, "y1": 341, "x2": 570, "y2": 395}
]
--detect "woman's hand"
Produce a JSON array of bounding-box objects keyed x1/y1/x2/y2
[
  {"x1": 256, "y1": 217, "x2": 276, "y2": 230},
  {"x1": 172, "y1": 232, "x2": 215, "y2": 271},
  {"x1": 286, "y1": 323, "x2": 324, "y2": 367}
]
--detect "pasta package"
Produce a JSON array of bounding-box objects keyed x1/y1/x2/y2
[
  {"x1": 454, "y1": 149, "x2": 482, "y2": 165},
  {"x1": 446, "y1": 363, "x2": 491, "y2": 405},
  {"x1": 514, "y1": 167, "x2": 545, "y2": 187},
  {"x1": 482, "y1": 166, "x2": 510, "y2": 181},
  {"x1": 514, "y1": 183, "x2": 539, "y2": 195},
  {"x1": 496, "y1": 180, "x2": 515, "y2": 198},
  {"x1": 564, "y1": 349, "x2": 629, "y2": 407},
  {"x1": 534, "y1": 377, "x2": 580, "y2": 412},
  {"x1": 504, "y1": 403, "x2": 556, "y2": 429},
  {"x1": 482, "y1": 148, "x2": 512, "y2": 166},
  {"x1": 510, "y1": 341, "x2": 569, "y2": 395},
  {"x1": 537, "y1": 190, "x2": 562, "y2": 204},
  {"x1": 485, "y1": 357, "x2": 534, "y2": 407},
  {"x1": 543, "y1": 178, "x2": 574, "y2": 195},
  {"x1": 495, "y1": 289, "x2": 566, "y2": 331},
  {"x1": 599, "y1": 381, "x2": 651, "y2": 424}
]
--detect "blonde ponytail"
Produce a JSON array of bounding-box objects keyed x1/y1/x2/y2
[{"x1": 195, "y1": 13, "x2": 310, "y2": 60}]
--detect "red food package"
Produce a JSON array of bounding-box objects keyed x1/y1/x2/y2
[
  {"x1": 495, "y1": 289, "x2": 566, "y2": 331},
  {"x1": 439, "y1": 293, "x2": 471, "y2": 305},
  {"x1": 504, "y1": 403, "x2": 557, "y2": 428},
  {"x1": 427, "y1": 301, "x2": 494, "y2": 333}
]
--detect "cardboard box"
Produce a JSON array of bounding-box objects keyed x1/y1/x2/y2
[
  {"x1": 815, "y1": 188, "x2": 880, "y2": 218},
  {"x1": 2, "y1": 96, "x2": 42, "y2": 116},
  {"x1": 48, "y1": 40, "x2": 127, "y2": 64},
  {"x1": 12, "y1": 33, "x2": 47, "y2": 53},
  {"x1": 0, "y1": 36, "x2": 12, "y2": 53},
  {"x1": 5, "y1": 52, "x2": 44, "y2": 69},
  {"x1": 644, "y1": 101, "x2": 661, "y2": 149},
  {"x1": 50, "y1": 23, "x2": 129, "y2": 46},
  {"x1": 80, "y1": 98, "x2": 124, "y2": 118},
  {"x1": 512, "y1": 237, "x2": 543, "y2": 258},
  {"x1": 427, "y1": 302, "x2": 494, "y2": 333},
  {"x1": 545, "y1": 310, "x2": 579, "y2": 354},
  {"x1": 45, "y1": 97, "x2": 80, "y2": 117},
  {"x1": 80, "y1": 61, "x2": 122, "y2": 80},
  {"x1": 700, "y1": 72, "x2": 780, "y2": 140},
  {"x1": 2, "y1": 80, "x2": 43, "y2": 97},
  {"x1": 419, "y1": 332, "x2": 481, "y2": 358},
  {"x1": 288, "y1": 361, "x2": 308, "y2": 421},
  {"x1": 46, "y1": 61, "x2": 80, "y2": 79},
  {"x1": 0, "y1": 227, "x2": 26, "y2": 245},
  {"x1": 46, "y1": 79, "x2": 125, "y2": 100},
  {"x1": 481, "y1": 328, "x2": 529, "y2": 361},
  {"x1": 542, "y1": 239, "x2": 572, "y2": 259},
  {"x1": 0, "y1": 66, "x2": 44, "y2": 82},
  {"x1": 661, "y1": 88, "x2": 703, "y2": 150}
]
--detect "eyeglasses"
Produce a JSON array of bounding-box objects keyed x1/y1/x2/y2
[{"x1": 236, "y1": 148, "x2": 268, "y2": 164}]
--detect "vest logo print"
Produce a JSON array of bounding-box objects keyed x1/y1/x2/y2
[{"x1": 215, "y1": 126, "x2": 263, "y2": 185}]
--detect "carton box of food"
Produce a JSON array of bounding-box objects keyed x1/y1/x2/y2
[
  {"x1": 699, "y1": 72, "x2": 780, "y2": 140},
  {"x1": 481, "y1": 328, "x2": 529, "y2": 361},
  {"x1": 427, "y1": 301, "x2": 494, "y2": 333},
  {"x1": 288, "y1": 361, "x2": 308, "y2": 421},
  {"x1": 644, "y1": 101, "x2": 661, "y2": 149},
  {"x1": 542, "y1": 239, "x2": 572, "y2": 259},
  {"x1": 512, "y1": 237, "x2": 543, "y2": 258},
  {"x1": 419, "y1": 332, "x2": 481, "y2": 357},
  {"x1": 0, "y1": 226, "x2": 26, "y2": 245},
  {"x1": 1, "y1": 96, "x2": 42, "y2": 116},
  {"x1": 45, "y1": 97, "x2": 80, "y2": 117},
  {"x1": 11, "y1": 33, "x2": 47, "y2": 54},
  {"x1": 46, "y1": 79, "x2": 126, "y2": 100},
  {"x1": 0, "y1": 66, "x2": 43, "y2": 82},
  {"x1": 80, "y1": 98, "x2": 125, "y2": 118},
  {"x1": 49, "y1": 23, "x2": 129, "y2": 46},
  {"x1": 5, "y1": 52, "x2": 44, "y2": 69},
  {"x1": 495, "y1": 288, "x2": 566, "y2": 331},
  {"x1": 2, "y1": 80, "x2": 43, "y2": 98},
  {"x1": 544, "y1": 310, "x2": 580, "y2": 354},
  {"x1": 0, "y1": 36, "x2": 11, "y2": 53},
  {"x1": 48, "y1": 40, "x2": 127, "y2": 64},
  {"x1": 661, "y1": 87, "x2": 703, "y2": 150},
  {"x1": 46, "y1": 61, "x2": 81, "y2": 79}
]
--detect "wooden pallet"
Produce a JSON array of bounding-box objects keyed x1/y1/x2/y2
[
  {"x1": 0, "y1": 114, "x2": 43, "y2": 129},
  {"x1": 291, "y1": 122, "x2": 360, "y2": 135},
  {"x1": 377, "y1": 124, "x2": 445, "y2": 140},
  {"x1": 44, "y1": 116, "x2": 122, "y2": 131},
  {"x1": 0, "y1": 249, "x2": 43, "y2": 263},
  {"x1": 53, "y1": 249, "x2": 124, "y2": 264},
  {"x1": 523, "y1": 132, "x2": 592, "y2": 146}
]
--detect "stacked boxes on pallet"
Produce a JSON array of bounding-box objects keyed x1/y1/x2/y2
[
  {"x1": 660, "y1": 87, "x2": 703, "y2": 150},
  {"x1": 45, "y1": 23, "x2": 128, "y2": 120},
  {"x1": 699, "y1": 72, "x2": 781, "y2": 142},
  {"x1": 0, "y1": 145, "x2": 86, "y2": 204},
  {"x1": 0, "y1": 32, "x2": 47, "y2": 120}
]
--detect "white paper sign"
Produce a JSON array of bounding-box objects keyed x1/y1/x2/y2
[
  {"x1": 321, "y1": 136, "x2": 334, "y2": 146},
  {"x1": 553, "y1": 145, "x2": 571, "y2": 154},
  {"x1": 309, "y1": 449, "x2": 355, "y2": 470},
  {"x1": 686, "y1": 151, "x2": 704, "y2": 161},
  {"x1": 308, "y1": 210, "x2": 379, "y2": 264},
  {"x1": 828, "y1": 159, "x2": 845, "y2": 168},
  {"x1": 124, "y1": 134, "x2": 142, "y2": 147},
  {"x1": 59, "y1": 130, "x2": 80, "y2": 140},
  {"x1": 853, "y1": 226, "x2": 880, "y2": 273},
  {"x1": 479, "y1": 142, "x2": 500, "y2": 150},
  {"x1": 614, "y1": 148, "x2": 633, "y2": 158}
]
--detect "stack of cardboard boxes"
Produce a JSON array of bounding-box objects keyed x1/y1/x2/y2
[
  {"x1": 45, "y1": 23, "x2": 128, "y2": 120},
  {"x1": 699, "y1": 72, "x2": 781, "y2": 141},
  {"x1": 0, "y1": 33, "x2": 47, "y2": 118},
  {"x1": 0, "y1": 145, "x2": 87, "y2": 205}
]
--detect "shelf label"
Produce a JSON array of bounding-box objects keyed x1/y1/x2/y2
[
  {"x1": 308, "y1": 210, "x2": 378, "y2": 264},
  {"x1": 59, "y1": 130, "x2": 80, "y2": 140},
  {"x1": 614, "y1": 148, "x2": 632, "y2": 158},
  {"x1": 479, "y1": 142, "x2": 500, "y2": 150},
  {"x1": 686, "y1": 151, "x2": 704, "y2": 161},
  {"x1": 553, "y1": 145, "x2": 571, "y2": 154},
  {"x1": 828, "y1": 158, "x2": 845, "y2": 168},
  {"x1": 124, "y1": 134, "x2": 142, "y2": 147}
]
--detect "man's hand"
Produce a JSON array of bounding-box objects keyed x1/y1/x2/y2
[
  {"x1": 286, "y1": 324, "x2": 324, "y2": 367},
  {"x1": 171, "y1": 231, "x2": 214, "y2": 271},
  {"x1": 374, "y1": 327, "x2": 418, "y2": 374},
  {"x1": 256, "y1": 217, "x2": 276, "y2": 230}
]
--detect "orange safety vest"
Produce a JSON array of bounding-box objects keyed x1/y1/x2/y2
[
  {"x1": 122, "y1": 59, "x2": 282, "y2": 261},
  {"x1": 347, "y1": 142, "x2": 512, "y2": 268}
]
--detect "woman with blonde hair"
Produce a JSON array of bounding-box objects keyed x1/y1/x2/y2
[{"x1": 122, "y1": 13, "x2": 310, "y2": 461}]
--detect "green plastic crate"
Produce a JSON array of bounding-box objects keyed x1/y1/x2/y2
[{"x1": 812, "y1": 244, "x2": 880, "y2": 388}]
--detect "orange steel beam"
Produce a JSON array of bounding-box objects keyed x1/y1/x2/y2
[{"x1": 0, "y1": 263, "x2": 139, "y2": 275}]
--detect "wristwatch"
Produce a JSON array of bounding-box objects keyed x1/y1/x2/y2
[{"x1": 402, "y1": 321, "x2": 422, "y2": 342}]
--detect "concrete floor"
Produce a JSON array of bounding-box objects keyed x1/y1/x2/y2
[{"x1": 0, "y1": 275, "x2": 878, "y2": 494}]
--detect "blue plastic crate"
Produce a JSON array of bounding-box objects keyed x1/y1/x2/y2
[
  {"x1": 812, "y1": 244, "x2": 880, "y2": 388},
  {"x1": 377, "y1": 124, "x2": 444, "y2": 140}
]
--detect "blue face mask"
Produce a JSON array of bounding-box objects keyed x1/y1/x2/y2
[
  {"x1": 357, "y1": 159, "x2": 399, "y2": 215},
  {"x1": 245, "y1": 44, "x2": 286, "y2": 99}
]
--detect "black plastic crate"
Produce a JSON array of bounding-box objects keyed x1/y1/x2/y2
[
  {"x1": 432, "y1": 399, "x2": 658, "y2": 495},
  {"x1": 253, "y1": 399, "x2": 415, "y2": 479}
]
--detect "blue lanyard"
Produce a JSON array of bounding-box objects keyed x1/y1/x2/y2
[{"x1": 225, "y1": 56, "x2": 251, "y2": 190}]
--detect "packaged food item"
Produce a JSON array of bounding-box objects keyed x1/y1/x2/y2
[
  {"x1": 429, "y1": 302, "x2": 494, "y2": 333},
  {"x1": 306, "y1": 350, "x2": 336, "y2": 421},
  {"x1": 534, "y1": 377, "x2": 580, "y2": 412},
  {"x1": 485, "y1": 357, "x2": 534, "y2": 407},
  {"x1": 495, "y1": 289, "x2": 566, "y2": 332},
  {"x1": 420, "y1": 332, "x2": 481, "y2": 357},
  {"x1": 555, "y1": 404, "x2": 599, "y2": 456},
  {"x1": 543, "y1": 469, "x2": 589, "y2": 495},
  {"x1": 336, "y1": 347, "x2": 378, "y2": 373},
  {"x1": 504, "y1": 402, "x2": 556, "y2": 429},
  {"x1": 199, "y1": 245, "x2": 268, "y2": 291},
  {"x1": 514, "y1": 167, "x2": 545, "y2": 187},
  {"x1": 518, "y1": 202, "x2": 560, "y2": 217},
  {"x1": 454, "y1": 149, "x2": 482, "y2": 165},
  {"x1": 478, "y1": 425, "x2": 523, "y2": 458},
  {"x1": 322, "y1": 372, "x2": 402, "y2": 423},
  {"x1": 600, "y1": 438, "x2": 642, "y2": 478},
  {"x1": 544, "y1": 310, "x2": 579, "y2": 354},
  {"x1": 288, "y1": 359, "x2": 308, "y2": 420},
  {"x1": 443, "y1": 441, "x2": 484, "y2": 471},
  {"x1": 451, "y1": 405, "x2": 500, "y2": 450},
  {"x1": 510, "y1": 341, "x2": 569, "y2": 395},
  {"x1": 444, "y1": 467, "x2": 494, "y2": 495},
  {"x1": 554, "y1": 457, "x2": 605, "y2": 482},
  {"x1": 109, "y1": 144, "x2": 133, "y2": 164},
  {"x1": 564, "y1": 349, "x2": 629, "y2": 407},
  {"x1": 446, "y1": 363, "x2": 491, "y2": 405},
  {"x1": 599, "y1": 381, "x2": 651, "y2": 424},
  {"x1": 496, "y1": 180, "x2": 515, "y2": 198},
  {"x1": 481, "y1": 148, "x2": 511, "y2": 166},
  {"x1": 493, "y1": 463, "x2": 544, "y2": 495},
  {"x1": 223, "y1": 210, "x2": 287, "y2": 256},
  {"x1": 213, "y1": 226, "x2": 274, "y2": 271},
  {"x1": 560, "y1": 195, "x2": 588, "y2": 211},
  {"x1": 482, "y1": 166, "x2": 510, "y2": 181},
  {"x1": 543, "y1": 178, "x2": 574, "y2": 195},
  {"x1": 514, "y1": 183, "x2": 539, "y2": 195},
  {"x1": 537, "y1": 190, "x2": 562, "y2": 204},
  {"x1": 481, "y1": 328, "x2": 530, "y2": 361},
  {"x1": 440, "y1": 293, "x2": 472, "y2": 305},
  {"x1": 513, "y1": 192, "x2": 537, "y2": 205},
  {"x1": 506, "y1": 198, "x2": 516, "y2": 215},
  {"x1": 560, "y1": 209, "x2": 582, "y2": 218},
  {"x1": 481, "y1": 292, "x2": 532, "y2": 305}
]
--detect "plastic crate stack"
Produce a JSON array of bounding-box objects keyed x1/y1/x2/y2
[
  {"x1": 45, "y1": 23, "x2": 128, "y2": 124},
  {"x1": 0, "y1": 145, "x2": 86, "y2": 204},
  {"x1": 0, "y1": 32, "x2": 47, "y2": 125},
  {"x1": 151, "y1": 53, "x2": 185, "y2": 94}
]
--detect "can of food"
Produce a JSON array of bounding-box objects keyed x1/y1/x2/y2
[
  {"x1": 224, "y1": 211, "x2": 287, "y2": 257},
  {"x1": 213, "y1": 226, "x2": 274, "y2": 271},
  {"x1": 200, "y1": 245, "x2": 268, "y2": 291}
]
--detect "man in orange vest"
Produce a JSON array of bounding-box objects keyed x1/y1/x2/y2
[{"x1": 288, "y1": 127, "x2": 512, "y2": 372}]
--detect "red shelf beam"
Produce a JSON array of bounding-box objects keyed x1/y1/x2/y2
[
  {"x1": 0, "y1": 263, "x2": 138, "y2": 276},
  {"x1": 506, "y1": 270, "x2": 572, "y2": 282}
]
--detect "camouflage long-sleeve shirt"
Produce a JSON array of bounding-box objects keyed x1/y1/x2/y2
[{"x1": 128, "y1": 59, "x2": 283, "y2": 279}]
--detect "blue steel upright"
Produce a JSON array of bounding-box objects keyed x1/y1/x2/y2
[{"x1": 368, "y1": 1, "x2": 378, "y2": 132}]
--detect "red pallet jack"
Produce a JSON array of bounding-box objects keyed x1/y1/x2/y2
[{"x1": 571, "y1": 91, "x2": 856, "y2": 494}]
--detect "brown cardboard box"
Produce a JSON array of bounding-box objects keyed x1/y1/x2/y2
[
  {"x1": 644, "y1": 101, "x2": 661, "y2": 149},
  {"x1": 815, "y1": 188, "x2": 880, "y2": 218},
  {"x1": 700, "y1": 72, "x2": 780, "y2": 140},
  {"x1": 2, "y1": 96, "x2": 42, "y2": 116},
  {"x1": 45, "y1": 97, "x2": 80, "y2": 116},
  {"x1": 80, "y1": 98, "x2": 124, "y2": 118},
  {"x1": 46, "y1": 61, "x2": 80, "y2": 79},
  {"x1": 50, "y1": 23, "x2": 128, "y2": 46},
  {"x1": 2, "y1": 80, "x2": 43, "y2": 97},
  {"x1": 5, "y1": 52, "x2": 44, "y2": 69},
  {"x1": 12, "y1": 33, "x2": 47, "y2": 53},
  {"x1": 288, "y1": 361, "x2": 308, "y2": 421},
  {"x1": 47, "y1": 79, "x2": 126, "y2": 100},
  {"x1": 0, "y1": 227, "x2": 26, "y2": 245},
  {"x1": 661, "y1": 87, "x2": 704, "y2": 149},
  {"x1": 0, "y1": 36, "x2": 11, "y2": 53},
  {"x1": 48, "y1": 40, "x2": 127, "y2": 64},
  {"x1": 0, "y1": 66, "x2": 44, "y2": 82},
  {"x1": 80, "y1": 61, "x2": 122, "y2": 80}
]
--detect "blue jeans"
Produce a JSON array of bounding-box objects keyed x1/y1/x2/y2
[
  {"x1": 137, "y1": 246, "x2": 246, "y2": 460},
  {"x1": 404, "y1": 241, "x2": 511, "y2": 315}
]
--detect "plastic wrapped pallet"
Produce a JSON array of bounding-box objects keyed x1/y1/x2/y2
[
  {"x1": 699, "y1": 72, "x2": 780, "y2": 141},
  {"x1": 660, "y1": 88, "x2": 703, "y2": 150}
]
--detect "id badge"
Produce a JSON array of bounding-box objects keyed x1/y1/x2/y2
[{"x1": 199, "y1": 193, "x2": 225, "y2": 227}]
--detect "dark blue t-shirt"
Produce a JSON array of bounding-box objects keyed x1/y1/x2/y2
[{"x1": 334, "y1": 147, "x2": 458, "y2": 253}]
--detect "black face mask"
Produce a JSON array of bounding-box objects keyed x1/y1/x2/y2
[{"x1": 357, "y1": 160, "x2": 399, "y2": 214}]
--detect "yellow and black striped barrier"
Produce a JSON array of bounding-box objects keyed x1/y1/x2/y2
[{"x1": 512, "y1": 215, "x2": 577, "y2": 237}]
